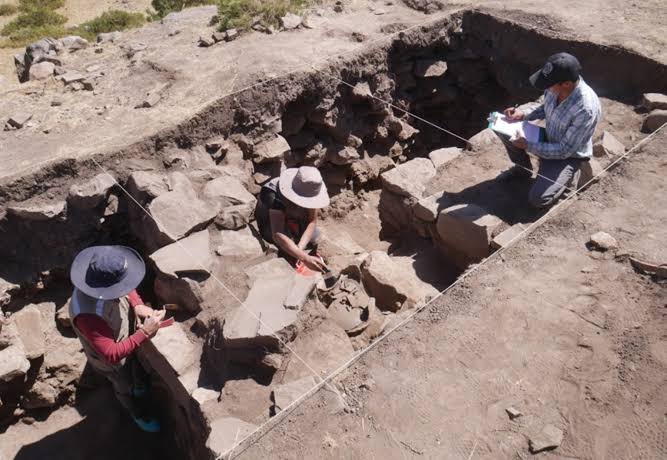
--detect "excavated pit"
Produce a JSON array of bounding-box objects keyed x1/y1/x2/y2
[{"x1": 1, "y1": 9, "x2": 666, "y2": 460}]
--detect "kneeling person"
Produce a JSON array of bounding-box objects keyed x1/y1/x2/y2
[
  {"x1": 502, "y1": 52, "x2": 601, "y2": 208},
  {"x1": 256, "y1": 166, "x2": 330, "y2": 272}
]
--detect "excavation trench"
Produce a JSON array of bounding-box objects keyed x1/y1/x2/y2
[{"x1": 1, "y1": 9, "x2": 665, "y2": 460}]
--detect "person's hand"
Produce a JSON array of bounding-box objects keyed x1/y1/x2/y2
[
  {"x1": 301, "y1": 254, "x2": 327, "y2": 273},
  {"x1": 141, "y1": 310, "x2": 166, "y2": 338},
  {"x1": 503, "y1": 107, "x2": 525, "y2": 121},
  {"x1": 134, "y1": 304, "x2": 154, "y2": 319},
  {"x1": 512, "y1": 136, "x2": 528, "y2": 150}
]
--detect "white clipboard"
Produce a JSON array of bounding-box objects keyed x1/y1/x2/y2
[{"x1": 488, "y1": 112, "x2": 542, "y2": 143}]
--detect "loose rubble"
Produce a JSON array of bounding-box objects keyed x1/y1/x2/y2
[
  {"x1": 588, "y1": 231, "x2": 618, "y2": 251},
  {"x1": 529, "y1": 424, "x2": 564, "y2": 453}
]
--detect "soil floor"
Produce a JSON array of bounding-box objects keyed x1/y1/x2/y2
[
  {"x1": 1, "y1": 0, "x2": 666, "y2": 183},
  {"x1": 0, "y1": 1, "x2": 666, "y2": 459},
  {"x1": 236, "y1": 130, "x2": 667, "y2": 459}
]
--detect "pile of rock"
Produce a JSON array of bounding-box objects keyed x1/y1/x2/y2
[
  {"x1": 14, "y1": 36, "x2": 89, "y2": 83},
  {"x1": 641, "y1": 92, "x2": 667, "y2": 133},
  {"x1": 198, "y1": 28, "x2": 238, "y2": 47},
  {"x1": 0, "y1": 302, "x2": 86, "y2": 423}
]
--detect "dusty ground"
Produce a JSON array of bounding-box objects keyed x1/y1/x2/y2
[
  {"x1": 0, "y1": 0, "x2": 151, "y2": 88},
  {"x1": 0, "y1": 1, "x2": 666, "y2": 459},
  {"x1": 1, "y1": 0, "x2": 666, "y2": 184},
  {"x1": 236, "y1": 129, "x2": 667, "y2": 460}
]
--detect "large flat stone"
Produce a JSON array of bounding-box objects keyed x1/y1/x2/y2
[
  {"x1": 436, "y1": 203, "x2": 503, "y2": 267},
  {"x1": 283, "y1": 273, "x2": 318, "y2": 310},
  {"x1": 151, "y1": 322, "x2": 197, "y2": 375},
  {"x1": 414, "y1": 59, "x2": 448, "y2": 78},
  {"x1": 12, "y1": 306, "x2": 45, "y2": 359},
  {"x1": 491, "y1": 223, "x2": 527, "y2": 249},
  {"x1": 28, "y1": 61, "x2": 55, "y2": 80},
  {"x1": 642, "y1": 109, "x2": 667, "y2": 133},
  {"x1": 380, "y1": 157, "x2": 435, "y2": 199},
  {"x1": 148, "y1": 186, "x2": 217, "y2": 243},
  {"x1": 641, "y1": 93, "x2": 667, "y2": 110},
  {"x1": 0, "y1": 345, "x2": 30, "y2": 382},
  {"x1": 272, "y1": 376, "x2": 318, "y2": 411},
  {"x1": 244, "y1": 257, "x2": 293, "y2": 285},
  {"x1": 360, "y1": 251, "x2": 426, "y2": 312},
  {"x1": 202, "y1": 176, "x2": 256, "y2": 209},
  {"x1": 529, "y1": 424, "x2": 564, "y2": 453},
  {"x1": 216, "y1": 229, "x2": 263, "y2": 258},
  {"x1": 224, "y1": 276, "x2": 297, "y2": 348},
  {"x1": 8, "y1": 200, "x2": 66, "y2": 221},
  {"x1": 593, "y1": 131, "x2": 625, "y2": 157},
  {"x1": 413, "y1": 193, "x2": 451, "y2": 222},
  {"x1": 253, "y1": 135, "x2": 291, "y2": 163},
  {"x1": 578, "y1": 158, "x2": 604, "y2": 187},
  {"x1": 68, "y1": 173, "x2": 116, "y2": 209},
  {"x1": 206, "y1": 417, "x2": 257, "y2": 457},
  {"x1": 127, "y1": 171, "x2": 168, "y2": 202},
  {"x1": 150, "y1": 230, "x2": 212, "y2": 277},
  {"x1": 43, "y1": 336, "x2": 85, "y2": 386},
  {"x1": 215, "y1": 203, "x2": 255, "y2": 230},
  {"x1": 429, "y1": 147, "x2": 462, "y2": 168},
  {"x1": 468, "y1": 127, "x2": 504, "y2": 152}
]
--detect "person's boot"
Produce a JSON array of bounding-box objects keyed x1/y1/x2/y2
[{"x1": 132, "y1": 415, "x2": 161, "y2": 433}]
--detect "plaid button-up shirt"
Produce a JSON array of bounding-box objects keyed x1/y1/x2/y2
[{"x1": 525, "y1": 78, "x2": 601, "y2": 160}]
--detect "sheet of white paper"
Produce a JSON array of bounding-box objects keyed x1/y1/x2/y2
[{"x1": 488, "y1": 112, "x2": 541, "y2": 143}]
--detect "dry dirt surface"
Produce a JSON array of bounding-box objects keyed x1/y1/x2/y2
[
  {"x1": 0, "y1": 1, "x2": 666, "y2": 459},
  {"x1": 236, "y1": 130, "x2": 667, "y2": 459},
  {"x1": 1, "y1": 0, "x2": 666, "y2": 183},
  {"x1": 0, "y1": 0, "x2": 151, "y2": 88}
]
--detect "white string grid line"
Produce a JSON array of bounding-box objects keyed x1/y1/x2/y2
[
  {"x1": 2, "y1": 2, "x2": 590, "y2": 183},
  {"x1": 66, "y1": 20, "x2": 667, "y2": 460},
  {"x1": 1, "y1": 8, "x2": 462, "y2": 181},
  {"x1": 221, "y1": 122, "x2": 666, "y2": 459},
  {"x1": 314, "y1": 68, "x2": 579, "y2": 193},
  {"x1": 3, "y1": 3, "x2": 660, "y2": 457},
  {"x1": 91, "y1": 161, "x2": 358, "y2": 404}
]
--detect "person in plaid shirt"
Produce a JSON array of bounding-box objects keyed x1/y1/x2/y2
[{"x1": 502, "y1": 52, "x2": 601, "y2": 208}]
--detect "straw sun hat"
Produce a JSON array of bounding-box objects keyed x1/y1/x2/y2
[{"x1": 278, "y1": 166, "x2": 330, "y2": 209}]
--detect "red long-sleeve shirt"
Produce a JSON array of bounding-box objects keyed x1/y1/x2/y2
[{"x1": 73, "y1": 290, "x2": 148, "y2": 365}]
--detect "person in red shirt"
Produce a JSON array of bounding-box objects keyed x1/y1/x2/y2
[{"x1": 69, "y1": 245, "x2": 166, "y2": 432}]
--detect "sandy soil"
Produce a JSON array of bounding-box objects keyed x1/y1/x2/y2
[
  {"x1": 0, "y1": 1, "x2": 665, "y2": 458},
  {"x1": 0, "y1": 0, "x2": 151, "y2": 89},
  {"x1": 1, "y1": 0, "x2": 666, "y2": 185},
  {"x1": 237, "y1": 129, "x2": 667, "y2": 460}
]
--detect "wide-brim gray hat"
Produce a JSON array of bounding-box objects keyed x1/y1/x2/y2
[
  {"x1": 70, "y1": 246, "x2": 145, "y2": 300},
  {"x1": 279, "y1": 166, "x2": 330, "y2": 209}
]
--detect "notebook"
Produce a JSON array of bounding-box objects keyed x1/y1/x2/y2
[{"x1": 488, "y1": 111, "x2": 543, "y2": 143}]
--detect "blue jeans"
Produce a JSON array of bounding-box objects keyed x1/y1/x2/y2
[{"x1": 501, "y1": 136, "x2": 583, "y2": 208}]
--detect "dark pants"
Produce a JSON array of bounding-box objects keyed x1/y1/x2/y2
[
  {"x1": 96, "y1": 309, "x2": 151, "y2": 419},
  {"x1": 501, "y1": 137, "x2": 583, "y2": 208}
]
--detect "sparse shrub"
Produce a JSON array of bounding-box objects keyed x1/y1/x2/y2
[
  {"x1": 1, "y1": 6, "x2": 66, "y2": 36},
  {"x1": 149, "y1": 0, "x2": 216, "y2": 19},
  {"x1": 0, "y1": 23, "x2": 67, "y2": 47},
  {"x1": 77, "y1": 10, "x2": 145, "y2": 37},
  {"x1": 216, "y1": 0, "x2": 309, "y2": 31},
  {"x1": 0, "y1": 0, "x2": 68, "y2": 47},
  {"x1": 0, "y1": 4, "x2": 18, "y2": 17},
  {"x1": 17, "y1": 0, "x2": 64, "y2": 11}
]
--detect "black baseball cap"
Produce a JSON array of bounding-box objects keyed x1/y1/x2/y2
[{"x1": 529, "y1": 52, "x2": 581, "y2": 90}]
